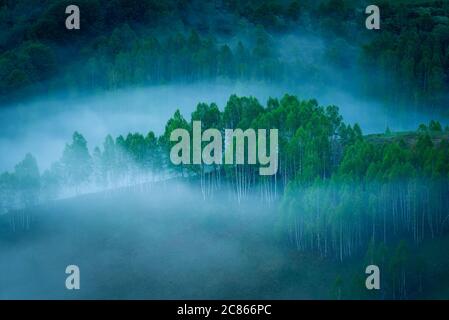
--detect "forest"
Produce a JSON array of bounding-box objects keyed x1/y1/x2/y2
[
  {"x1": 2, "y1": 93, "x2": 449, "y2": 298},
  {"x1": 1, "y1": 0, "x2": 448, "y2": 113},
  {"x1": 1, "y1": 0, "x2": 449, "y2": 300}
]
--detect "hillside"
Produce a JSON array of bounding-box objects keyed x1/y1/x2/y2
[
  {"x1": 1, "y1": 179, "x2": 449, "y2": 299},
  {"x1": 1, "y1": 0, "x2": 448, "y2": 112},
  {"x1": 366, "y1": 130, "x2": 449, "y2": 147}
]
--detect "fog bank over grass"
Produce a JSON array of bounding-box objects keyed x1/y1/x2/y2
[{"x1": 0, "y1": 81, "x2": 441, "y2": 172}]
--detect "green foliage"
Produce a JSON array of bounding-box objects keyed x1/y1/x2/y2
[
  {"x1": 360, "y1": 0, "x2": 449, "y2": 110},
  {"x1": 0, "y1": 0, "x2": 299, "y2": 103},
  {"x1": 1, "y1": 0, "x2": 446, "y2": 112},
  {"x1": 282, "y1": 117, "x2": 449, "y2": 270},
  {"x1": 1, "y1": 94, "x2": 448, "y2": 300},
  {"x1": 60, "y1": 132, "x2": 92, "y2": 187},
  {"x1": 0, "y1": 41, "x2": 56, "y2": 93},
  {"x1": 13, "y1": 153, "x2": 40, "y2": 207},
  {"x1": 0, "y1": 153, "x2": 40, "y2": 212}
]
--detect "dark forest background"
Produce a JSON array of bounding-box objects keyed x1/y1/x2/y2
[{"x1": 1, "y1": 0, "x2": 448, "y2": 113}]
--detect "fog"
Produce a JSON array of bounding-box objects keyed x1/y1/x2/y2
[
  {"x1": 2, "y1": 0, "x2": 449, "y2": 301},
  {"x1": 0, "y1": 80, "x2": 439, "y2": 173},
  {"x1": 0, "y1": 182, "x2": 339, "y2": 299},
  {"x1": 2, "y1": 26, "x2": 445, "y2": 174},
  {"x1": 0, "y1": 82, "x2": 275, "y2": 172}
]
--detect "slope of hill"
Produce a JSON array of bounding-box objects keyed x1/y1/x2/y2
[
  {"x1": 1, "y1": 179, "x2": 449, "y2": 299},
  {"x1": 1, "y1": 0, "x2": 448, "y2": 112}
]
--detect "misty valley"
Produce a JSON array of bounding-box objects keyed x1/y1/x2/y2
[
  {"x1": 1, "y1": 94, "x2": 449, "y2": 299},
  {"x1": 1, "y1": 0, "x2": 449, "y2": 300}
]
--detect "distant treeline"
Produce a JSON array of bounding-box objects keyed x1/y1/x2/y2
[
  {"x1": 1, "y1": 0, "x2": 448, "y2": 111},
  {"x1": 0, "y1": 0, "x2": 301, "y2": 102},
  {"x1": 360, "y1": 0, "x2": 449, "y2": 111},
  {"x1": 70, "y1": 27, "x2": 286, "y2": 90}
]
